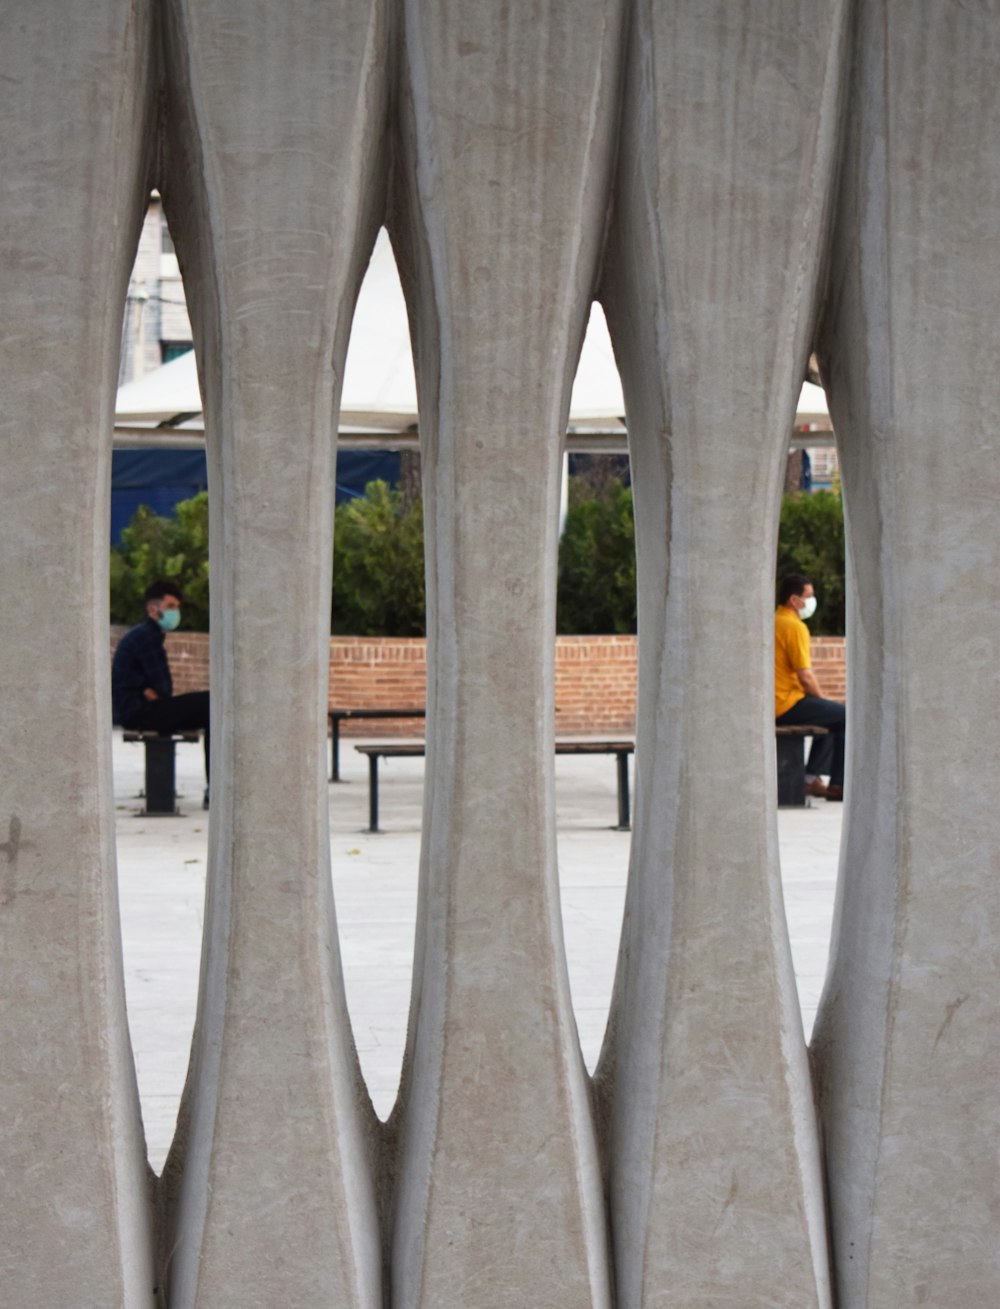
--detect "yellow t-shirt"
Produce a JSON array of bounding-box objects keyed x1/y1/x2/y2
[{"x1": 775, "y1": 605, "x2": 811, "y2": 717}]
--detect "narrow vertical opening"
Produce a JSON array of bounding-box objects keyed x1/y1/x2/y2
[
  {"x1": 327, "y1": 226, "x2": 424, "y2": 1119},
  {"x1": 112, "y1": 194, "x2": 208, "y2": 1172},
  {"x1": 774, "y1": 364, "x2": 844, "y2": 1038},
  {"x1": 553, "y1": 302, "x2": 633, "y2": 1072}
]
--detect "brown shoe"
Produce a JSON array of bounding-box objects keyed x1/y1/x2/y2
[
  {"x1": 825, "y1": 785, "x2": 844, "y2": 801},
  {"x1": 804, "y1": 778, "x2": 829, "y2": 798}
]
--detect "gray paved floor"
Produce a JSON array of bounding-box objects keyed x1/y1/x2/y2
[{"x1": 114, "y1": 731, "x2": 842, "y2": 1171}]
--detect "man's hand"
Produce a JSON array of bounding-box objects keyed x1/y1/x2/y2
[
  {"x1": 796, "y1": 667, "x2": 824, "y2": 699},
  {"x1": 143, "y1": 688, "x2": 159, "y2": 701}
]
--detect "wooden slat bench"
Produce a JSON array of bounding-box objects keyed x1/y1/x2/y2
[
  {"x1": 328, "y1": 707, "x2": 425, "y2": 782},
  {"x1": 122, "y1": 730, "x2": 200, "y2": 816},
  {"x1": 776, "y1": 725, "x2": 830, "y2": 807},
  {"x1": 354, "y1": 739, "x2": 635, "y2": 833}
]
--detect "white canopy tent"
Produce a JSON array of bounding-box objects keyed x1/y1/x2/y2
[{"x1": 115, "y1": 229, "x2": 833, "y2": 450}]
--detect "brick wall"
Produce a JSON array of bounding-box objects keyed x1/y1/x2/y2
[
  {"x1": 110, "y1": 628, "x2": 847, "y2": 736},
  {"x1": 328, "y1": 638, "x2": 427, "y2": 736},
  {"x1": 810, "y1": 636, "x2": 846, "y2": 700},
  {"x1": 554, "y1": 636, "x2": 636, "y2": 734}
]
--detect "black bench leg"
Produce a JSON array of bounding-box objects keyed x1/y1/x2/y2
[
  {"x1": 367, "y1": 753, "x2": 380, "y2": 833},
  {"x1": 331, "y1": 716, "x2": 341, "y2": 782},
  {"x1": 776, "y1": 733, "x2": 806, "y2": 806},
  {"x1": 144, "y1": 736, "x2": 178, "y2": 815},
  {"x1": 615, "y1": 750, "x2": 631, "y2": 830}
]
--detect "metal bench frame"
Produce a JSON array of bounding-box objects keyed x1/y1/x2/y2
[
  {"x1": 775, "y1": 725, "x2": 830, "y2": 807},
  {"x1": 354, "y1": 739, "x2": 635, "y2": 833},
  {"x1": 122, "y1": 729, "x2": 200, "y2": 816},
  {"x1": 328, "y1": 707, "x2": 425, "y2": 781}
]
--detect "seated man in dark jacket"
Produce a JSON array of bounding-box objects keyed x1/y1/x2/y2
[{"x1": 112, "y1": 579, "x2": 210, "y2": 806}]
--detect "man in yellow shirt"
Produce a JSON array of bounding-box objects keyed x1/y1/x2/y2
[{"x1": 775, "y1": 573, "x2": 845, "y2": 800}]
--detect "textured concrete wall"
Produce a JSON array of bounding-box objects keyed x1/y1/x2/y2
[
  {"x1": 3, "y1": 4, "x2": 998, "y2": 1307},
  {"x1": 386, "y1": 4, "x2": 625, "y2": 1303},
  {"x1": 0, "y1": 4, "x2": 158, "y2": 1304},
  {"x1": 814, "y1": 3, "x2": 1000, "y2": 1304},
  {"x1": 595, "y1": 5, "x2": 847, "y2": 1305},
  {"x1": 155, "y1": 2, "x2": 389, "y2": 1305}
]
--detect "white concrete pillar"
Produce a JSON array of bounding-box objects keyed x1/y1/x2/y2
[
  {"x1": 157, "y1": 4, "x2": 388, "y2": 1305},
  {"x1": 0, "y1": 4, "x2": 157, "y2": 1305},
  {"x1": 387, "y1": 3, "x2": 625, "y2": 1305},
  {"x1": 815, "y1": 3, "x2": 1000, "y2": 1304},
  {"x1": 597, "y1": 4, "x2": 848, "y2": 1305}
]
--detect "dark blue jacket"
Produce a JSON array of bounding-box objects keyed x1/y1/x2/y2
[{"x1": 111, "y1": 618, "x2": 173, "y2": 725}]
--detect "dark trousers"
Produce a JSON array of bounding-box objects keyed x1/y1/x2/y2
[
  {"x1": 776, "y1": 694, "x2": 846, "y2": 786},
  {"x1": 126, "y1": 691, "x2": 211, "y2": 779}
]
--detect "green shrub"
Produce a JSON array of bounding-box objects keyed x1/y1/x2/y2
[
  {"x1": 110, "y1": 492, "x2": 210, "y2": 630},
  {"x1": 332, "y1": 480, "x2": 426, "y2": 635},
  {"x1": 775, "y1": 489, "x2": 845, "y2": 635},
  {"x1": 556, "y1": 478, "x2": 845, "y2": 637},
  {"x1": 108, "y1": 476, "x2": 845, "y2": 640},
  {"x1": 557, "y1": 478, "x2": 636, "y2": 635}
]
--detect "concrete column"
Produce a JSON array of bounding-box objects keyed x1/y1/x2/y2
[
  {"x1": 815, "y1": 3, "x2": 1000, "y2": 1303},
  {"x1": 387, "y1": 3, "x2": 625, "y2": 1305},
  {"x1": 157, "y1": 4, "x2": 388, "y2": 1305},
  {"x1": 0, "y1": 4, "x2": 157, "y2": 1305},
  {"x1": 597, "y1": 4, "x2": 848, "y2": 1305}
]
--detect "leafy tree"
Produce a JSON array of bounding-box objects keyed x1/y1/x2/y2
[
  {"x1": 557, "y1": 478, "x2": 636, "y2": 634},
  {"x1": 332, "y1": 480, "x2": 426, "y2": 635},
  {"x1": 775, "y1": 488, "x2": 845, "y2": 635},
  {"x1": 110, "y1": 492, "x2": 210, "y2": 629}
]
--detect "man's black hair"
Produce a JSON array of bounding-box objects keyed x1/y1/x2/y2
[
  {"x1": 778, "y1": 573, "x2": 811, "y2": 606},
  {"x1": 144, "y1": 579, "x2": 183, "y2": 604}
]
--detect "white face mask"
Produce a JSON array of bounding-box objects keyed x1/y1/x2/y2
[{"x1": 798, "y1": 595, "x2": 817, "y2": 620}]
